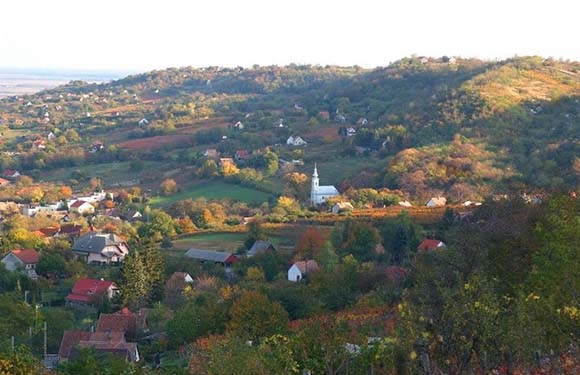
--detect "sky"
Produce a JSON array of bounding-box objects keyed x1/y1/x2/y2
[{"x1": 0, "y1": 0, "x2": 578, "y2": 73}]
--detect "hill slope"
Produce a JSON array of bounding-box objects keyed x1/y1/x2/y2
[{"x1": 0, "y1": 56, "x2": 578, "y2": 202}]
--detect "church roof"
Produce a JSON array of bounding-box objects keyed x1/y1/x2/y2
[{"x1": 313, "y1": 185, "x2": 339, "y2": 195}]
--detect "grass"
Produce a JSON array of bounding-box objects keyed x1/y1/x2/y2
[
  {"x1": 35, "y1": 160, "x2": 163, "y2": 185},
  {"x1": 172, "y1": 232, "x2": 246, "y2": 251},
  {"x1": 150, "y1": 181, "x2": 274, "y2": 207}
]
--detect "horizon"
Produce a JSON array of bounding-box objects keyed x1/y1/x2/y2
[{"x1": 1, "y1": 0, "x2": 578, "y2": 72}]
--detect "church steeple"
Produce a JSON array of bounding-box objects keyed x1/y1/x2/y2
[{"x1": 312, "y1": 163, "x2": 319, "y2": 188}]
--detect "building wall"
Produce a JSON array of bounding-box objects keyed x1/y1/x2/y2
[
  {"x1": 1, "y1": 253, "x2": 23, "y2": 271},
  {"x1": 288, "y1": 264, "x2": 303, "y2": 282}
]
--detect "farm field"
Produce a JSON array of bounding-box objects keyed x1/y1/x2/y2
[{"x1": 150, "y1": 181, "x2": 275, "y2": 207}]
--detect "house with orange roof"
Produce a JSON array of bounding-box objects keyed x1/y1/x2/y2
[{"x1": 1, "y1": 249, "x2": 40, "y2": 279}]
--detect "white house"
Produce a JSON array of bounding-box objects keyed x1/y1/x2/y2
[
  {"x1": 286, "y1": 135, "x2": 307, "y2": 146},
  {"x1": 346, "y1": 127, "x2": 357, "y2": 137},
  {"x1": 233, "y1": 121, "x2": 244, "y2": 130},
  {"x1": 310, "y1": 164, "x2": 339, "y2": 205},
  {"x1": 426, "y1": 197, "x2": 447, "y2": 207},
  {"x1": 331, "y1": 202, "x2": 354, "y2": 214},
  {"x1": 288, "y1": 260, "x2": 320, "y2": 282},
  {"x1": 69, "y1": 200, "x2": 95, "y2": 215},
  {"x1": 398, "y1": 200, "x2": 412, "y2": 207},
  {"x1": 138, "y1": 118, "x2": 148, "y2": 126}
]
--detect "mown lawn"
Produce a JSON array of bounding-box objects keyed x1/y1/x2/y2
[{"x1": 150, "y1": 181, "x2": 274, "y2": 207}]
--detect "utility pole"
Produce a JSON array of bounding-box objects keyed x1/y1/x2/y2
[
  {"x1": 43, "y1": 321, "x2": 47, "y2": 359},
  {"x1": 11, "y1": 336, "x2": 14, "y2": 351}
]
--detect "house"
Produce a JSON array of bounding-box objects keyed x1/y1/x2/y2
[
  {"x1": 184, "y1": 249, "x2": 239, "y2": 266},
  {"x1": 32, "y1": 140, "x2": 46, "y2": 150},
  {"x1": 294, "y1": 104, "x2": 304, "y2": 111},
  {"x1": 47, "y1": 132, "x2": 56, "y2": 140},
  {"x1": 331, "y1": 202, "x2": 354, "y2": 214},
  {"x1": 88, "y1": 143, "x2": 104, "y2": 153},
  {"x1": 0, "y1": 177, "x2": 11, "y2": 186},
  {"x1": 69, "y1": 200, "x2": 95, "y2": 215},
  {"x1": 96, "y1": 309, "x2": 137, "y2": 338},
  {"x1": 417, "y1": 239, "x2": 446, "y2": 252},
  {"x1": 1, "y1": 249, "x2": 40, "y2": 279},
  {"x1": 419, "y1": 56, "x2": 430, "y2": 64},
  {"x1": 72, "y1": 232, "x2": 130, "y2": 264},
  {"x1": 426, "y1": 197, "x2": 447, "y2": 207},
  {"x1": 219, "y1": 158, "x2": 236, "y2": 169},
  {"x1": 346, "y1": 127, "x2": 357, "y2": 137},
  {"x1": 356, "y1": 117, "x2": 368, "y2": 125},
  {"x1": 59, "y1": 331, "x2": 139, "y2": 363},
  {"x1": 171, "y1": 271, "x2": 194, "y2": 283},
  {"x1": 59, "y1": 224, "x2": 83, "y2": 239},
  {"x1": 3, "y1": 170, "x2": 20, "y2": 178},
  {"x1": 138, "y1": 118, "x2": 148, "y2": 126},
  {"x1": 59, "y1": 308, "x2": 141, "y2": 362},
  {"x1": 286, "y1": 135, "x2": 307, "y2": 146},
  {"x1": 38, "y1": 226, "x2": 60, "y2": 237},
  {"x1": 234, "y1": 149, "x2": 250, "y2": 161},
  {"x1": 310, "y1": 164, "x2": 339, "y2": 205},
  {"x1": 288, "y1": 260, "x2": 320, "y2": 282},
  {"x1": 448, "y1": 56, "x2": 457, "y2": 65},
  {"x1": 318, "y1": 111, "x2": 330, "y2": 121},
  {"x1": 58, "y1": 331, "x2": 91, "y2": 361},
  {"x1": 122, "y1": 209, "x2": 142, "y2": 222},
  {"x1": 66, "y1": 278, "x2": 118, "y2": 306},
  {"x1": 247, "y1": 240, "x2": 276, "y2": 257},
  {"x1": 203, "y1": 149, "x2": 220, "y2": 159},
  {"x1": 398, "y1": 200, "x2": 412, "y2": 207},
  {"x1": 232, "y1": 121, "x2": 244, "y2": 130}
]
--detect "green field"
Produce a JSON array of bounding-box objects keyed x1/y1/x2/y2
[
  {"x1": 172, "y1": 232, "x2": 246, "y2": 251},
  {"x1": 150, "y1": 181, "x2": 275, "y2": 207}
]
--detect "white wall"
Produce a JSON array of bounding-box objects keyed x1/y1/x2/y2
[{"x1": 287, "y1": 264, "x2": 303, "y2": 282}]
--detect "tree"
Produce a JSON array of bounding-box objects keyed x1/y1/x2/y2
[
  {"x1": 315, "y1": 241, "x2": 339, "y2": 272},
  {"x1": 227, "y1": 291, "x2": 289, "y2": 342},
  {"x1": 119, "y1": 251, "x2": 148, "y2": 309},
  {"x1": 159, "y1": 178, "x2": 177, "y2": 196},
  {"x1": 244, "y1": 220, "x2": 265, "y2": 249},
  {"x1": 167, "y1": 296, "x2": 228, "y2": 347},
  {"x1": 295, "y1": 227, "x2": 324, "y2": 259}
]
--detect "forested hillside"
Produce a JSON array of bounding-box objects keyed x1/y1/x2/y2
[{"x1": 0, "y1": 56, "x2": 578, "y2": 200}]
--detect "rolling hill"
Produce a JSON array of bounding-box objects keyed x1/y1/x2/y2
[{"x1": 0, "y1": 56, "x2": 578, "y2": 204}]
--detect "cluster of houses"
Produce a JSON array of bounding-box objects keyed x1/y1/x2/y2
[
  {"x1": 59, "y1": 305, "x2": 143, "y2": 363},
  {"x1": 19, "y1": 190, "x2": 109, "y2": 217}
]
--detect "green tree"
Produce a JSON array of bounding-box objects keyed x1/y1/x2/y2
[
  {"x1": 167, "y1": 296, "x2": 228, "y2": 347},
  {"x1": 227, "y1": 291, "x2": 289, "y2": 342}
]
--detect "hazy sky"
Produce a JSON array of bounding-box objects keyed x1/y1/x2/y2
[{"x1": 1, "y1": 0, "x2": 578, "y2": 72}]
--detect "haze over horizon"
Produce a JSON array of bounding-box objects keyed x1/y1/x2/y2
[{"x1": 1, "y1": 0, "x2": 578, "y2": 73}]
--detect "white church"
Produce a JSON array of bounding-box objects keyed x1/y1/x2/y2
[{"x1": 310, "y1": 164, "x2": 339, "y2": 205}]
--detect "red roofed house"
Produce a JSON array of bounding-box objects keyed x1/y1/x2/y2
[
  {"x1": 69, "y1": 200, "x2": 95, "y2": 215},
  {"x1": 288, "y1": 260, "x2": 320, "y2": 282},
  {"x1": 2, "y1": 170, "x2": 20, "y2": 179},
  {"x1": 1, "y1": 249, "x2": 40, "y2": 279},
  {"x1": 417, "y1": 239, "x2": 446, "y2": 252},
  {"x1": 96, "y1": 308, "x2": 137, "y2": 339},
  {"x1": 234, "y1": 149, "x2": 250, "y2": 161},
  {"x1": 0, "y1": 177, "x2": 11, "y2": 186},
  {"x1": 59, "y1": 331, "x2": 139, "y2": 362},
  {"x1": 58, "y1": 331, "x2": 91, "y2": 361},
  {"x1": 66, "y1": 278, "x2": 117, "y2": 306}
]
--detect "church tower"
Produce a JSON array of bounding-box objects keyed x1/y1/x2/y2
[{"x1": 310, "y1": 163, "x2": 319, "y2": 205}]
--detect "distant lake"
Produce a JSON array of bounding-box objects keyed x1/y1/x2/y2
[{"x1": 0, "y1": 69, "x2": 128, "y2": 98}]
